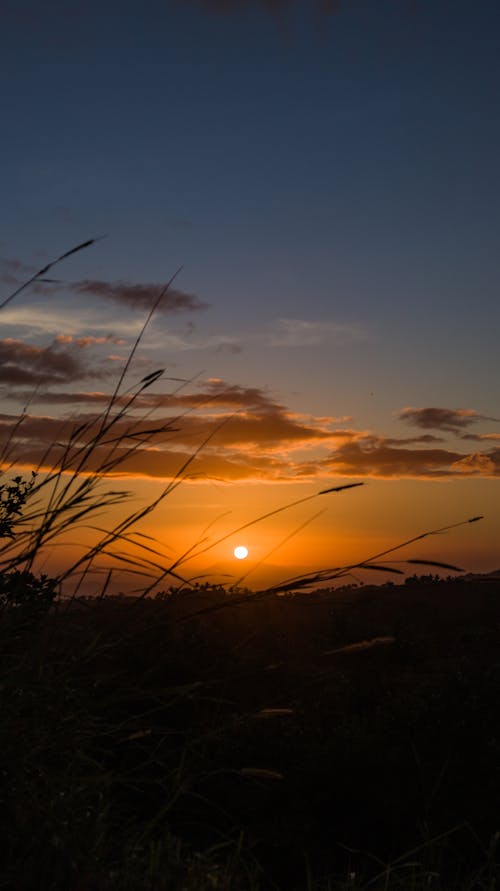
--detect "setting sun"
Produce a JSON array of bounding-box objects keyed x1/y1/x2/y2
[{"x1": 233, "y1": 545, "x2": 249, "y2": 560}]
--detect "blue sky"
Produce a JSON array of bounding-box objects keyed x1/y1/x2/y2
[{"x1": 1, "y1": 0, "x2": 499, "y2": 584}]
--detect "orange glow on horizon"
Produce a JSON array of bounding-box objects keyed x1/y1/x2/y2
[{"x1": 23, "y1": 472, "x2": 497, "y2": 598}]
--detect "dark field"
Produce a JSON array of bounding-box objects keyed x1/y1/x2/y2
[{"x1": 2, "y1": 578, "x2": 500, "y2": 889}]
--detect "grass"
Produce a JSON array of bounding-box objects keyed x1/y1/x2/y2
[
  {"x1": 2, "y1": 579, "x2": 500, "y2": 888},
  {"x1": 1, "y1": 241, "x2": 498, "y2": 888}
]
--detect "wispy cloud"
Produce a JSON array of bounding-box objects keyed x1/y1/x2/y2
[
  {"x1": 267, "y1": 318, "x2": 364, "y2": 347},
  {"x1": 54, "y1": 334, "x2": 128, "y2": 348},
  {"x1": 0, "y1": 304, "x2": 147, "y2": 339}
]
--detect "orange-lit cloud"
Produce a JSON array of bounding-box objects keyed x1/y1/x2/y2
[
  {"x1": 3, "y1": 347, "x2": 500, "y2": 482},
  {"x1": 2, "y1": 400, "x2": 500, "y2": 483},
  {"x1": 54, "y1": 334, "x2": 128, "y2": 348},
  {"x1": 322, "y1": 439, "x2": 461, "y2": 478},
  {"x1": 451, "y1": 452, "x2": 496, "y2": 474},
  {"x1": 0, "y1": 378, "x2": 299, "y2": 411},
  {"x1": 321, "y1": 435, "x2": 500, "y2": 479}
]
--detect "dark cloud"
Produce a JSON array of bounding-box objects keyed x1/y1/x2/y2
[
  {"x1": 183, "y1": 379, "x2": 285, "y2": 410},
  {"x1": 1, "y1": 255, "x2": 207, "y2": 315},
  {"x1": 0, "y1": 335, "x2": 124, "y2": 388},
  {"x1": 72, "y1": 279, "x2": 208, "y2": 314},
  {"x1": 0, "y1": 338, "x2": 85, "y2": 386},
  {"x1": 0, "y1": 390, "x2": 112, "y2": 406},
  {"x1": 383, "y1": 433, "x2": 444, "y2": 445},
  {"x1": 398, "y1": 406, "x2": 500, "y2": 433},
  {"x1": 0, "y1": 379, "x2": 287, "y2": 411},
  {"x1": 460, "y1": 432, "x2": 500, "y2": 442}
]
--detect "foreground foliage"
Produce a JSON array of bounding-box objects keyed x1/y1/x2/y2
[
  {"x1": 1, "y1": 241, "x2": 497, "y2": 886},
  {"x1": 2, "y1": 578, "x2": 500, "y2": 889}
]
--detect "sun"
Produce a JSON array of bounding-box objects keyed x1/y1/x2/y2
[{"x1": 233, "y1": 545, "x2": 249, "y2": 560}]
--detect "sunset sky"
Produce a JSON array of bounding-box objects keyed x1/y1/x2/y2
[{"x1": 1, "y1": 0, "x2": 499, "y2": 591}]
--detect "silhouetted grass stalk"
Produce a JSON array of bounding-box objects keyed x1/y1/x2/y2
[
  {"x1": 0, "y1": 242, "x2": 202, "y2": 592},
  {"x1": 1, "y1": 242, "x2": 495, "y2": 891},
  {"x1": 0, "y1": 238, "x2": 484, "y2": 600}
]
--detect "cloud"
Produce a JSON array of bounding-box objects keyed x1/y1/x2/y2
[
  {"x1": 0, "y1": 406, "x2": 320, "y2": 483},
  {"x1": 451, "y1": 452, "x2": 496, "y2": 475},
  {"x1": 321, "y1": 435, "x2": 500, "y2": 479},
  {"x1": 0, "y1": 378, "x2": 277, "y2": 409},
  {"x1": 191, "y1": 334, "x2": 242, "y2": 353},
  {"x1": 267, "y1": 318, "x2": 363, "y2": 347},
  {"x1": 383, "y1": 434, "x2": 444, "y2": 445},
  {"x1": 398, "y1": 406, "x2": 500, "y2": 434},
  {"x1": 166, "y1": 412, "x2": 344, "y2": 452},
  {"x1": 54, "y1": 334, "x2": 128, "y2": 348},
  {"x1": 0, "y1": 378, "x2": 356, "y2": 473},
  {"x1": 0, "y1": 303, "x2": 145, "y2": 340},
  {"x1": 0, "y1": 366, "x2": 357, "y2": 484},
  {"x1": 71, "y1": 279, "x2": 208, "y2": 314},
  {"x1": 0, "y1": 335, "x2": 125, "y2": 388},
  {"x1": 214, "y1": 340, "x2": 242, "y2": 354},
  {"x1": 460, "y1": 433, "x2": 500, "y2": 442},
  {"x1": 1, "y1": 255, "x2": 208, "y2": 317},
  {"x1": 2, "y1": 364, "x2": 499, "y2": 484},
  {"x1": 181, "y1": 379, "x2": 285, "y2": 410},
  {"x1": 3, "y1": 393, "x2": 500, "y2": 484},
  {"x1": 0, "y1": 391, "x2": 114, "y2": 406},
  {"x1": 0, "y1": 338, "x2": 86, "y2": 386}
]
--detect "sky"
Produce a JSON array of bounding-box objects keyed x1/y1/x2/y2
[{"x1": 1, "y1": 0, "x2": 499, "y2": 592}]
